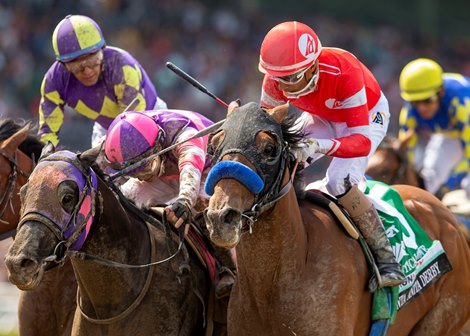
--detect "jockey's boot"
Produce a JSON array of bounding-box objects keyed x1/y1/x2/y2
[
  {"x1": 212, "y1": 246, "x2": 237, "y2": 299},
  {"x1": 337, "y1": 185, "x2": 405, "y2": 292}
]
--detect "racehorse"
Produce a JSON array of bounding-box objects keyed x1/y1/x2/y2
[
  {"x1": 365, "y1": 135, "x2": 423, "y2": 188},
  {"x1": 4, "y1": 146, "x2": 222, "y2": 336},
  {"x1": 0, "y1": 118, "x2": 76, "y2": 336},
  {"x1": 203, "y1": 102, "x2": 470, "y2": 335},
  {"x1": 366, "y1": 135, "x2": 470, "y2": 244}
]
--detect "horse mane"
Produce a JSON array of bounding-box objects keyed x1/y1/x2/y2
[
  {"x1": 279, "y1": 115, "x2": 307, "y2": 198},
  {"x1": 0, "y1": 118, "x2": 44, "y2": 160},
  {"x1": 280, "y1": 115, "x2": 305, "y2": 149}
]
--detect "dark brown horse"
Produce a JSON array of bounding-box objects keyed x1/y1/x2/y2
[
  {"x1": 5, "y1": 147, "x2": 219, "y2": 335},
  {"x1": 204, "y1": 102, "x2": 470, "y2": 335},
  {"x1": 366, "y1": 135, "x2": 470, "y2": 245},
  {"x1": 0, "y1": 118, "x2": 76, "y2": 336},
  {"x1": 366, "y1": 135, "x2": 423, "y2": 188}
]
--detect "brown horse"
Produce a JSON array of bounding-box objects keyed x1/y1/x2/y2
[
  {"x1": 0, "y1": 118, "x2": 76, "y2": 336},
  {"x1": 5, "y1": 147, "x2": 221, "y2": 335},
  {"x1": 203, "y1": 102, "x2": 470, "y2": 335},
  {"x1": 366, "y1": 135, "x2": 423, "y2": 188},
  {"x1": 366, "y1": 135, "x2": 470, "y2": 245}
]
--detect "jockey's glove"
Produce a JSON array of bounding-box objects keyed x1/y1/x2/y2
[
  {"x1": 165, "y1": 197, "x2": 192, "y2": 235},
  {"x1": 292, "y1": 138, "x2": 320, "y2": 163}
]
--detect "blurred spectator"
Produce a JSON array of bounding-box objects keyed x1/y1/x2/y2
[{"x1": 0, "y1": 0, "x2": 469, "y2": 149}]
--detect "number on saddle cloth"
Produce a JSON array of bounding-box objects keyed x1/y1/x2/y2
[{"x1": 363, "y1": 180, "x2": 452, "y2": 310}]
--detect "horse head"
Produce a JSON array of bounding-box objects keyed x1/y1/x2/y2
[
  {"x1": 5, "y1": 148, "x2": 100, "y2": 290},
  {"x1": 366, "y1": 134, "x2": 424, "y2": 188},
  {"x1": 204, "y1": 102, "x2": 301, "y2": 248}
]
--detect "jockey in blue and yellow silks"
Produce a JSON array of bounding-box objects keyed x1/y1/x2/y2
[
  {"x1": 38, "y1": 14, "x2": 166, "y2": 148},
  {"x1": 399, "y1": 58, "x2": 470, "y2": 197}
]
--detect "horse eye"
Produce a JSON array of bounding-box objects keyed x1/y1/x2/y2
[
  {"x1": 57, "y1": 180, "x2": 79, "y2": 214},
  {"x1": 208, "y1": 130, "x2": 224, "y2": 156},
  {"x1": 263, "y1": 142, "x2": 277, "y2": 157}
]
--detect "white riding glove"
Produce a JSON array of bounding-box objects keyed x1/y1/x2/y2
[{"x1": 292, "y1": 138, "x2": 321, "y2": 162}]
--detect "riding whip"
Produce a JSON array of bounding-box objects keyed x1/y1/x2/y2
[{"x1": 166, "y1": 62, "x2": 229, "y2": 108}]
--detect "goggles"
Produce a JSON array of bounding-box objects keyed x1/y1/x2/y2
[
  {"x1": 65, "y1": 50, "x2": 104, "y2": 74},
  {"x1": 272, "y1": 66, "x2": 310, "y2": 85},
  {"x1": 410, "y1": 94, "x2": 439, "y2": 107},
  {"x1": 283, "y1": 63, "x2": 320, "y2": 99}
]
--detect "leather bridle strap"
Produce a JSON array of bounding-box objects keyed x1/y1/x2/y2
[
  {"x1": 76, "y1": 221, "x2": 157, "y2": 324},
  {"x1": 0, "y1": 149, "x2": 30, "y2": 225}
]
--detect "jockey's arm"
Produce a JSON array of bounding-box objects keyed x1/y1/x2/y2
[
  {"x1": 38, "y1": 77, "x2": 65, "y2": 147},
  {"x1": 296, "y1": 106, "x2": 373, "y2": 160},
  {"x1": 174, "y1": 126, "x2": 206, "y2": 207},
  {"x1": 398, "y1": 105, "x2": 419, "y2": 164},
  {"x1": 452, "y1": 99, "x2": 470, "y2": 169}
]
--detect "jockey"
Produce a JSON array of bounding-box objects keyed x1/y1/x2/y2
[
  {"x1": 399, "y1": 58, "x2": 470, "y2": 198},
  {"x1": 38, "y1": 14, "x2": 167, "y2": 148},
  {"x1": 258, "y1": 21, "x2": 405, "y2": 291},
  {"x1": 104, "y1": 109, "x2": 236, "y2": 299}
]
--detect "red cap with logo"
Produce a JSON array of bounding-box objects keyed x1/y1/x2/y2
[{"x1": 259, "y1": 21, "x2": 322, "y2": 77}]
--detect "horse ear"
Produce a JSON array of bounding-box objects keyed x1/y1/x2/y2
[
  {"x1": 78, "y1": 145, "x2": 101, "y2": 169},
  {"x1": 39, "y1": 141, "x2": 55, "y2": 160},
  {"x1": 266, "y1": 103, "x2": 289, "y2": 124},
  {"x1": 2, "y1": 123, "x2": 31, "y2": 153},
  {"x1": 227, "y1": 101, "x2": 240, "y2": 117}
]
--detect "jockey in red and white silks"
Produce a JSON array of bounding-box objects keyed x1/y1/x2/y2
[{"x1": 260, "y1": 38, "x2": 389, "y2": 195}]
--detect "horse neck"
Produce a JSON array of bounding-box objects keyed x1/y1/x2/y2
[
  {"x1": 236, "y1": 171, "x2": 308, "y2": 294},
  {"x1": 71, "y1": 178, "x2": 153, "y2": 315}
]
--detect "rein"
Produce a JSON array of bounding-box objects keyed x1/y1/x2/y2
[
  {"x1": 76, "y1": 220, "x2": 158, "y2": 324},
  {"x1": 66, "y1": 173, "x2": 185, "y2": 269},
  {"x1": 240, "y1": 152, "x2": 293, "y2": 233},
  {"x1": 0, "y1": 149, "x2": 30, "y2": 226}
]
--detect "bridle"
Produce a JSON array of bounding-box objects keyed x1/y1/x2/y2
[
  {"x1": 206, "y1": 103, "x2": 294, "y2": 233},
  {"x1": 0, "y1": 148, "x2": 31, "y2": 227},
  {"x1": 18, "y1": 153, "x2": 100, "y2": 266}
]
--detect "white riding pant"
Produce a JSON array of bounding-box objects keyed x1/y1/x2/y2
[
  {"x1": 302, "y1": 93, "x2": 390, "y2": 196},
  {"x1": 412, "y1": 133, "x2": 469, "y2": 195},
  {"x1": 91, "y1": 96, "x2": 168, "y2": 147}
]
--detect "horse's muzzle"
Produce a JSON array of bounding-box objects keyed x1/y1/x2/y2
[
  {"x1": 204, "y1": 207, "x2": 242, "y2": 248},
  {"x1": 4, "y1": 252, "x2": 45, "y2": 290}
]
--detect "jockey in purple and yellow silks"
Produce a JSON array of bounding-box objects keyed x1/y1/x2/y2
[
  {"x1": 399, "y1": 58, "x2": 470, "y2": 198},
  {"x1": 104, "y1": 109, "x2": 236, "y2": 299},
  {"x1": 38, "y1": 14, "x2": 166, "y2": 148}
]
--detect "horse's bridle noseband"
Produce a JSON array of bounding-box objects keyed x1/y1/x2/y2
[
  {"x1": 206, "y1": 103, "x2": 294, "y2": 232},
  {"x1": 0, "y1": 148, "x2": 31, "y2": 227}
]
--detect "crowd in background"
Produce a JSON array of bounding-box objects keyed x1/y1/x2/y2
[{"x1": 2, "y1": 0, "x2": 470, "y2": 150}]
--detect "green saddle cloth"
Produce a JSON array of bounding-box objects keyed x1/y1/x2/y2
[{"x1": 363, "y1": 181, "x2": 452, "y2": 322}]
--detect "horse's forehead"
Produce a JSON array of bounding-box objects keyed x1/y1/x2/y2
[{"x1": 29, "y1": 161, "x2": 81, "y2": 189}]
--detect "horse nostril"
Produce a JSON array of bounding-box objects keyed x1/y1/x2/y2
[
  {"x1": 5, "y1": 255, "x2": 38, "y2": 272},
  {"x1": 223, "y1": 209, "x2": 241, "y2": 225},
  {"x1": 19, "y1": 258, "x2": 37, "y2": 269}
]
